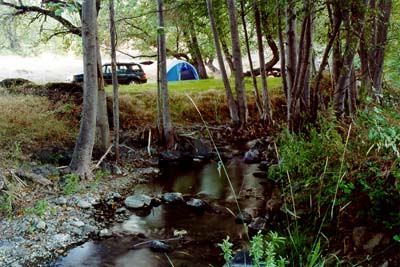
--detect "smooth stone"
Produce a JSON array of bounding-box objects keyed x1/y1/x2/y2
[
  {"x1": 186, "y1": 198, "x2": 207, "y2": 211},
  {"x1": 77, "y1": 200, "x2": 92, "y2": 209},
  {"x1": 99, "y1": 229, "x2": 112, "y2": 237},
  {"x1": 36, "y1": 221, "x2": 46, "y2": 230},
  {"x1": 162, "y1": 192, "x2": 184, "y2": 204},
  {"x1": 124, "y1": 194, "x2": 152, "y2": 209}
]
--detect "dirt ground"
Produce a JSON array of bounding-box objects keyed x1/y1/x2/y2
[{"x1": 0, "y1": 53, "x2": 158, "y2": 84}]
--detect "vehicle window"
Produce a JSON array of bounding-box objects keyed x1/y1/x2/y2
[
  {"x1": 103, "y1": 65, "x2": 111, "y2": 74},
  {"x1": 117, "y1": 65, "x2": 128, "y2": 74},
  {"x1": 131, "y1": 65, "x2": 141, "y2": 71}
]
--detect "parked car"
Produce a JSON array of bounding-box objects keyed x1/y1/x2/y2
[{"x1": 70, "y1": 62, "x2": 147, "y2": 85}]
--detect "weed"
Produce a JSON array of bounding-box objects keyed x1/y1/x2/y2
[
  {"x1": 63, "y1": 173, "x2": 80, "y2": 195},
  {"x1": 219, "y1": 232, "x2": 288, "y2": 267},
  {"x1": 89, "y1": 170, "x2": 109, "y2": 191},
  {"x1": 218, "y1": 236, "x2": 234, "y2": 266},
  {"x1": 24, "y1": 199, "x2": 52, "y2": 218},
  {"x1": 0, "y1": 193, "x2": 14, "y2": 217}
]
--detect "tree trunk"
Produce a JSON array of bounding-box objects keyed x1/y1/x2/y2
[
  {"x1": 369, "y1": 0, "x2": 392, "y2": 99},
  {"x1": 240, "y1": 0, "x2": 262, "y2": 116},
  {"x1": 333, "y1": 0, "x2": 367, "y2": 118},
  {"x1": 285, "y1": 0, "x2": 298, "y2": 92},
  {"x1": 288, "y1": 0, "x2": 313, "y2": 132},
  {"x1": 220, "y1": 36, "x2": 235, "y2": 74},
  {"x1": 277, "y1": 0, "x2": 288, "y2": 99},
  {"x1": 70, "y1": 0, "x2": 98, "y2": 180},
  {"x1": 311, "y1": 10, "x2": 341, "y2": 121},
  {"x1": 109, "y1": 0, "x2": 119, "y2": 160},
  {"x1": 227, "y1": 0, "x2": 247, "y2": 126},
  {"x1": 254, "y1": 1, "x2": 272, "y2": 124},
  {"x1": 188, "y1": 23, "x2": 208, "y2": 79},
  {"x1": 206, "y1": 0, "x2": 239, "y2": 125},
  {"x1": 157, "y1": 0, "x2": 174, "y2": 148}
]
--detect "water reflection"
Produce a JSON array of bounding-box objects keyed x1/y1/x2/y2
[{"x1": 51, "y1": 159, "x2": 270, "y2": 267}]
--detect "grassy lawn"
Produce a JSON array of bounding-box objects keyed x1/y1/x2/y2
[
  {"x1": 105, "y1": 77, "x2": 284, "y2": 126},
  {"x1": 107, "y1": 76, "x2": 283, "y2": 96}
]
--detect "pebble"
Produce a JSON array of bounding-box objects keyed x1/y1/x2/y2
[
  {"x1": 77, "y1": 200, "x2": 92, "y2": 209},
  {"x1": 99, "y1": 229, "x2": 112, "y2": 237},
  {"x1": 36, "y1": 221, "x2": 46, "y2": 230}
]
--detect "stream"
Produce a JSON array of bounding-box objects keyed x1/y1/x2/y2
[{"x1": 50, "y1": 158, "x2": 275, "y2": 267}]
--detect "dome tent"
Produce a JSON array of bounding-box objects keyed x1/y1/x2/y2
[{"x1": 166, "y1": 60, "x2": 200, "y2": 82}]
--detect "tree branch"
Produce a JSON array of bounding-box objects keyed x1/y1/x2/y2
[{"x1": 0, "y1": 0, "x2": 81, "y2": 36}]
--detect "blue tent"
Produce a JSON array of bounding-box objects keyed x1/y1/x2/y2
[{"x1": 167, "y1": 60, "x2": 200, "y2": 82}]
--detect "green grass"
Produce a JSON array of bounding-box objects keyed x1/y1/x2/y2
[{"x1": 107, "y1": 77, "x2": 283, "y2": 95}]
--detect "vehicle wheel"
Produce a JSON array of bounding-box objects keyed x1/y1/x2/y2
[{"x1": 129, "y1": 80, "x2": 140, "y2": 85}]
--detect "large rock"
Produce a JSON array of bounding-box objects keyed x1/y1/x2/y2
[
  {"x1": 124, "y1": 194, "x2": 153, "y2": 209},
  {"x1": 149, "y1": 240, "x2": 171, "y2": 253},
  {"x1": 162, "y1": 192, "x2": 184, "y2": 204}
]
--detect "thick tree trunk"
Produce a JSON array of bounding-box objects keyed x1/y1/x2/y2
[
  {"x1": 109, "y1": 0, "x2": 119, "y2": 160},
  {"x1": 158, "y1": 0, "x2": 174, "y2": 148},
  {"x1": 241, "y1": 0, "x2": 262, "y2": 116},
  {"x1": 227, "y1": 0, "x2": 247, "y2": 126},
  {"x1": 206, "y1": 0, "x2": 239, "y2": 125},
  {"x1": 70, "y1": 0, "x2": 98, "y2": 179}
]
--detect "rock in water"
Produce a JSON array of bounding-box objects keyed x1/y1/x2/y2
[
  {"x1": 248, "y1": 217, "x2": 267, "y2": 235},
  {"x1": 235, "y1": 212, "x2": 252, "y2": 224},
  {"x1": 162, "y1": 192, "x2": 184, "y2": 204},
  {"x1": 124, "y1": 194, "x2": 153, "y2": 209},
  {"x1": 186, "y1": 198, "x2": 207, "y2": 212},
  {"x1": 149, "y1": 240, "x2": 171, "y2": 253},
  {"x1": 243, "y1": 149, "x2": 261, "y2": 164}
]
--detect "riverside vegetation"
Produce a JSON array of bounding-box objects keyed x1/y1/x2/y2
[{"x1": 0, "y1": 78, "x2": 399, "y2": 266}]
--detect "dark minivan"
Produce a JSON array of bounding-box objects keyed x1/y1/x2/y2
[{"x1": 71, "y1": 62, "x2": 147, "y2": 85}]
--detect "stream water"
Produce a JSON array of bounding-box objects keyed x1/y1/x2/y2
[{"x1": 50, "y1": 158, "x2": 275, "y2": 267}]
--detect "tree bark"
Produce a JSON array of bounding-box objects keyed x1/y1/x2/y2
[
  {"x1": 241, "y1": 0, "x2": 262, "y2": 116},
  {"x1": 109, "y1": 0, "x2": 119, "y2": 160},
  {"x1": 277, "y1": 0, "x2": 288, "y2": 99},
  {"x1": 206, "y1": 0, "x2": 239, "y2": 125},
  {"x1": 333, "y1": 0, "x2": 367, "y2": 118},
  {"x1": 227, "y1": 0, "x2": 247, "y2": 126},
  {"x1": 188, "y1": 23, "x2": 208, "y2": 79},
  {"x1": 70, "y1": 0, "x2": 98, "y2": 179},
  {"x1": 285, "y1": 0, "x2": 298, "y2": 92},
  {"x1": 254, "y1": 1, "x2": 272, "y2": 124},
  {"x1": 158, "y1": 0, "x2": 174, "y2": 148}
]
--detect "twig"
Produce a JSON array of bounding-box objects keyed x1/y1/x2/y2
[
  {"x1": 147, "y1": 128, "x2": 152, "y2": 156},
  {"x1": 119, "y1": 144, "x2": 135, "y2": 152},
  {"x1": 132, "y1": 237, "x2": 182, "y2": 248},
  {"x1": 94, "y1": 145, "x2": 113, "y2": 169},
  {"x1": 10, "y1": 170, "x2": 27, "y2": 187}
]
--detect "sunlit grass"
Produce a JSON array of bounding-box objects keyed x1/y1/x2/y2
[
  {"x1": 106, "y1": 77, "x2": 284, "y2": 125},
  {"x1": 0, "y1": 92, "x2": 76, "y2": 150}
]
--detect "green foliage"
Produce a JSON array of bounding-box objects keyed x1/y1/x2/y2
[
  {"x1": 269, "y1": 116, "x2": 344, "y2": 206},
  {"x1": 63, "y1": 173, "x2": 80, "y2": 195},
  {"x1": 219, "y1": 232, "x2": 288, "y2": 267},
  {"x1": 0, "y1": 193, "x2": 14, "y2": 218},
  {"x1": 25, "y1": 199, "x2": 53, "y2": 218},
  {"x1": 361, "y1": 105, "x2": 400, "y2": 157},
  {"x1": 218, "y1": 236, "x2": 234, "y2": 266}
]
